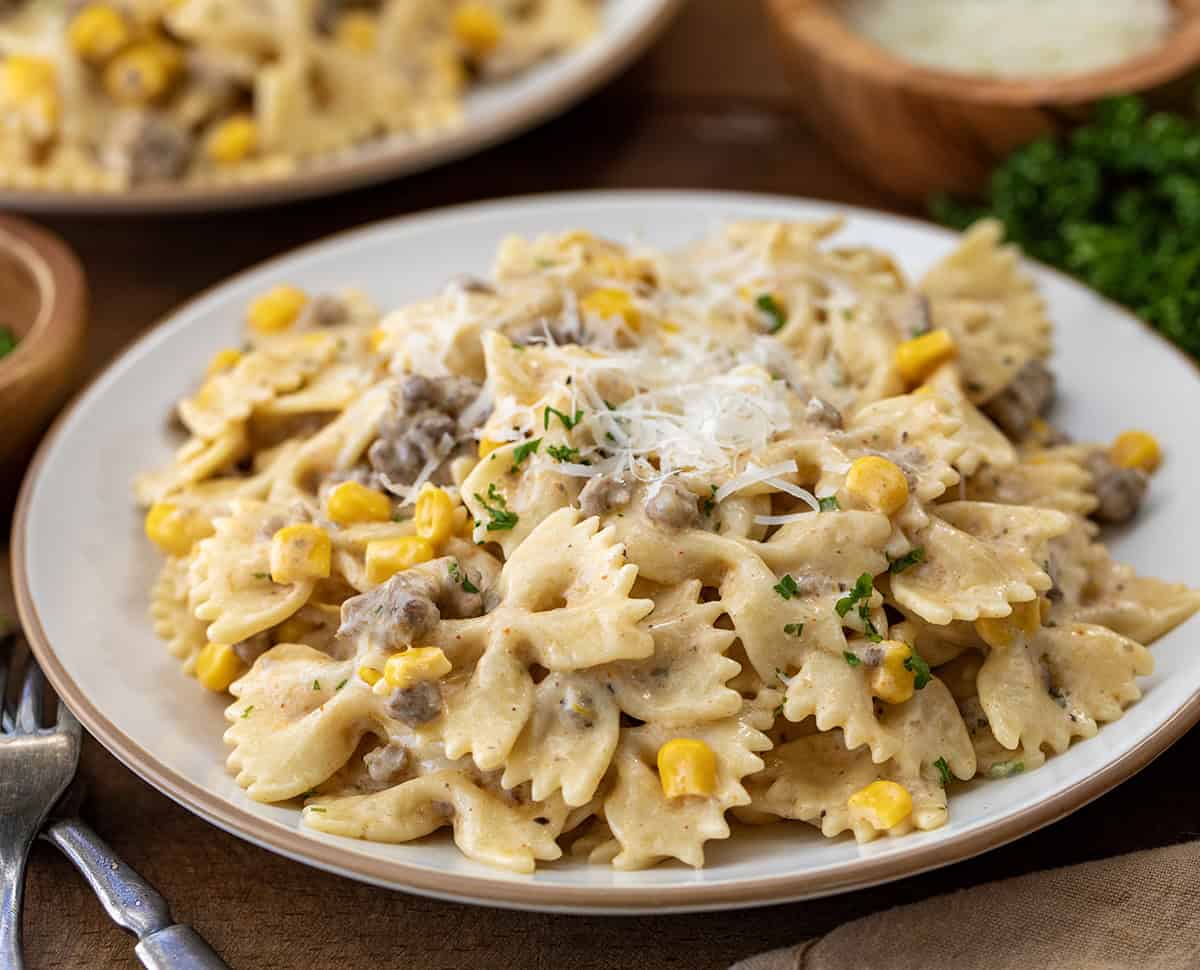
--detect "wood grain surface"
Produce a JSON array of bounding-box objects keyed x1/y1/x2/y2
[{"x1": 4, "y1": 2, "x2": 1199, "y2": 968}]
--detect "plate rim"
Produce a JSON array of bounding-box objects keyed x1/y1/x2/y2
[
  {"x1": 13, "y1": 189, "x2": 1200, "y2": 913},
  {"x1": 0, "y1": 0, "x2": 683, "y2": 216}
]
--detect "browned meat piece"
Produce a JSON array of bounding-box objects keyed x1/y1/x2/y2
[
  {"x1": 982, "y1": 359, "x2": 1056, "y2": 438},
  {"x1": 337, "y1": 556, "x2": 486, "y2": 646},
  {"x1": 578, "y1": 473, "x2": 634, "y2": 518},
  {"x1": 368, "y1": 375, "x2": 485, "y2": 487},
  {"x1": 387, "y1": 681, "x2": 442, "y2": 726},
  {"x1": 363, "y1": 741, "x2": 409, "y2": 785},
  {"x1": 305, "y1": 294, "x2": 350, "y2": 327},
  {"x1": 1086, "y1": 451, "x2": 1147, "y2": 524},
  {"x1": 232, "y1": 632, "x2": 272, "y2": 665},
  {"x1": 338, "y1": 571, "x2": 442, "y2": 648},
  {"x1": 805, "y1": 397, "x2": 843, "y2": 429},
  {"x1": 644, "y1": 480, "x2": 699, "y2": 529},
  {"x1": 101, "y1": 112, "x2": 193, "y2": 184},
  {"x1": 508, "y1": 315, "x2": 589, "y2": 347}
]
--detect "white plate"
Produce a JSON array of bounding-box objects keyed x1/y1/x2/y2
[
  {"x1": 0, "y1": 1, "x2": 681, "y2": 215},
  {"x1": 14, "y1": 192, "x2": 1200, "y2": 913}
]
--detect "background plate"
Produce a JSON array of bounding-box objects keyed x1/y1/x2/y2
[
  {"x1": 0, "y1": 0, "x2": 681, "y2": 215},
  {"x1": 14, "y1": 191, "x2": 1200, "y2": 913}
]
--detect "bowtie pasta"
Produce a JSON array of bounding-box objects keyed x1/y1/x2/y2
[
  {"x1": 135, "y1": 219, "x2": 1199, "y2": 872},
  {"x1": 0, "y1": 0, "x2": 597, "y2": 192}
]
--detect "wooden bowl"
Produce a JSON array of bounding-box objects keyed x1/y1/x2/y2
[
  {"x1": 0, "y1": 216, "x2": 87, "y2": 489},
  {"x1": 764, "y1": 0, "x2": 1200, "y2": 202}
]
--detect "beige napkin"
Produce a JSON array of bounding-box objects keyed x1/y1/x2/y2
[{"x1": 732, "y1": 840, "x2": 1200, "y2": 970}]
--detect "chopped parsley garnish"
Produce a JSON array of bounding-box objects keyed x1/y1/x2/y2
[
  {"x1": 241, "y1": 705, "x2": 254, "y2": 718},
  {"x1": 904, "y1": 650, "x2": 932, "y2": 690},
  {"x1": 783, "y1": 622, "x2": 804, "y2": 637},
  {"x1": 253, "y1": 572, "x2": 269, "y2": 580},
  {"x1": 843, "y1": 651, "x2": 861, "y2": 667},
  {"x1": 543, "y1": 405, "x2": 583, "y2": 431},
  {"x1": 475, "y1": 483, "x2": 519, "y2": 531},
  {"x1": 546, "y1": 443, "x2": 583, "y2": 463},
  {"x1": 755, "y1": 293, "x2": 788, "y2": 333},
  {"x1": 701, "y1": 484, "x2": 719, "y2": 516},
  {"x1": 535, "y1": 258, "x2": 555, "y2": 268},
  {"x1": 817, "y1": 495, "x2": 840, "y2": 513},
  {"x1": 0, "y1": 326, "x2": 16, "y2": 359},
  {"x1": 308, "y1": 806, "x2": 327, "y2": 813},
  {"x1": 312, "y1": 679, "x2": 321, "y2": 691},
  {"x1": 933, "y1": 756, "x2": 952, "y2": 787},
  {"x1": 986, "y1": 760, "x2": 1025, "y2": 779},
  {"x1": 335, "y1": 679, "x2": 348, "y2": 691},
  {"x1": 509, "y1": 340, "x2": 526, "y2": 352},
  {"x1": 511, "y1": 437, "x2": 541, "y2": 472},
  {"x1": 835, "y1": 573, "x2": 874, "y2": 617},
  {"x1": 861, "y1": 610, "x2": 883, "y2": 644},
  {"x1": 774, "y1": 574, "x2": 800, "y2": 600},
  {"x1": 448, "y1": 560, "x2": 480, "y2": 594},
  {"x1": 888, "y1": 546, "x2": 926, "y2": 574}
]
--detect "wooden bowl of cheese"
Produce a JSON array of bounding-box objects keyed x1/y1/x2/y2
[
  {"x1": 0, "y1": 216, "x2": 87, "y2": 494},
  {"x1": 764, "y1": 0, "x2": 1200, "y2": 202}
]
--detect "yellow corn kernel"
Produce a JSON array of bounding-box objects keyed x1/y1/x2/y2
[
  {"x1": 477, "y1": 437, "x2": 504, "y2": 459},
  {"x1": 365, "y1": 536, "x2": 434, "y2": 584},
  {"x1": 656, "y1": 738, "x2": 718, "y2": 799},
  {"x1": 847, "y1": 780, "x2": 912, "y2": 831},
  {"x1": 206, "y1": 347, "x2": 242, "y2": 376},
  {"x1": 368, "y1": 327, "x2": 388, "y2": 353},
  {"x1": 68, "y1": 5, "x2": 131, "y2": 63},
  {"x1": 452, "y1": 2, "x2": 503, "y2": 55},
  {"x1": 869, "y1": 640, "x2": 916, "y2": 705},
  {"x1": 845, "y1": 455, "x2": 909, "y2": 516},
  {"x1": 247, "y1": 285, "x2": 308, "y2": 334},
  {"x1": 358, "y1": 665, "x2": 383, "y2": 687},
  {"x1": 335, "y1": 11, "x2": 378, "y2": 52},
  {"x1": 326, "y1": 480, "x2": 392, "y2": 526},
  {"x1": 1109, "y1": 430, "x2": 1161, "y2": 474},
  {"x1": 269, "y1": 524, "x2": 332, "y2": 584},
  {"x1": 103, "y1": 42, "x2": 178, "y2": 103},
  {"x1": 1, "y1": 55, "x2": 58, "y2": 129},
  {"x1": 144, "y1": 501, "x2": 214, "y2": 557},
  {"x1": 414, "y1": 484, "x2": 455, "y2": 546},
  {"x1": 205, "y1": 114, "x2": 258, "y2": 165},
  {"x1": 275, "y1": 614, "x2": 313, "y2": 644},
  {"x1": 894, "y1": 329, "x2": 957, "y2": 385},
  {"x1": 580, "y1": 288, "x2": 640, "y2": 330},
  {"x1": 974, "y1": 600, "x2": 1041, "y2": 650},
  {"x1": 383, "y1": 646, "x2": 452, "y2": 689},
  {"x1": 194, "y1": 642, "x2": 245, "y2": 692}
]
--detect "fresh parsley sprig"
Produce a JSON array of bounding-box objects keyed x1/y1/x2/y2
[
  {"x1": 511, "y1": 437, "x2": 541, "y2": 472},
  {"x1": 448, "y1": 560, "x2": 480, "y2": 594},
  {"x1": 474, "y1": 483, "x2": 519, "y2": 531},
  {"x1": 543, "y1": 405, "x2": 583, "y2": 431},
  {"x1": 904, "y1": 650, "x2": 932, "y2": 690},
  {"x1": 888, "y1": 546, "x2": 926, "y2": 574},
  {"x1": 756, "y1": 293, "x2": 788, "y2": 334}
]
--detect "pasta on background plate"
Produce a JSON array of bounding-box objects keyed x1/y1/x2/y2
[
  {"x1": 135, "y1": 218, "x2": 1199, "y2": 872},
  {"x1": 0, "y1": 0, "x2": 596, "y2": 192}
]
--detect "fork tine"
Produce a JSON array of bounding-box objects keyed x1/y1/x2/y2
[
  {"x1": 55, "y1": 692, "x2": 82, "y2": 742},
  {"x1": 0, "y1": 633, "x2": 15, "y2": 732},
  {"x1": 16, "y1": 655, "x2": 45, "y2": 732}
]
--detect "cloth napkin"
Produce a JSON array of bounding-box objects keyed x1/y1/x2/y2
[{"x1": 732, "y1": 840, "x2": 1200, "y2": 970}]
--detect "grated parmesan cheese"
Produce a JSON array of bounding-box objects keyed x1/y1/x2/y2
[{"x1": 841, "y1": 0, "x2": 1174, "y2": 78}]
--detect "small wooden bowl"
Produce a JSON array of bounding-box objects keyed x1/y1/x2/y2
[
  {"x1": 0, "y1": 216, "x2": 87, "y2": 484},
  {"x1": 764, "y1": 0, "x2": 1200, "y2": 202}
]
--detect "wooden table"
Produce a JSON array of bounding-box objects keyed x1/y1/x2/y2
[{"x1": 6, "y1": 2, "x2": 1199, "y2": 967}]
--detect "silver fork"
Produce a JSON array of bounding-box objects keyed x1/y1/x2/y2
[{"x1": 1, "y1": 636, "x2": 231, "y2": 969}]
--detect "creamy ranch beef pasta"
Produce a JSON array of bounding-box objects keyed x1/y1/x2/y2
[
  {"x1": 0, "y1": 0, "x2": 596, "y2": 192},
  {"x1": 135, "y1": 220, "x2": 1200, "y2": 872}
]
